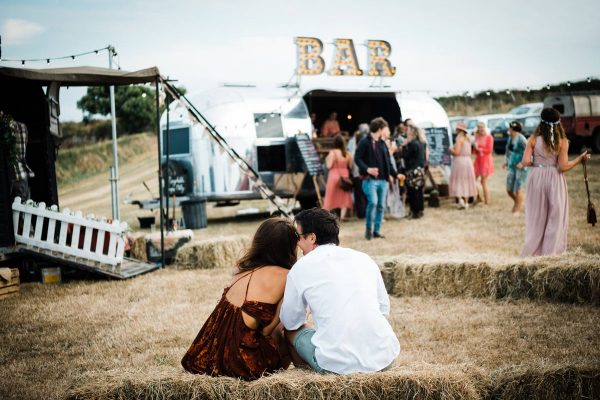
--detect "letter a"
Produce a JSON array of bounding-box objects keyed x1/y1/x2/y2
[
  {"x1": 295, "y1": 37, "x2": 325, "y2": 75},
  {"x1": 367, "y1": 40, "x2": 396, "y2": 77},
  {"x1": 328, "y1": 39, "x2": 363, "y2": 76}
]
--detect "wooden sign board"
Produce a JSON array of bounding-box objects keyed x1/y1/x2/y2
[
  {"x1": 424, "y1": 127, "x2": 451, "y2": 166},
  {"x1": 295, "y1": 134, "x2": 324, "y2": 176}
]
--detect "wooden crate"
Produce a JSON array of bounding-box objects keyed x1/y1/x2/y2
[{"x1": 0, "y1": 268, "x2": 20, "y2": 299}]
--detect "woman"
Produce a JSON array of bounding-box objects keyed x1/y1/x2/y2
[
  {"x1": 323, "y1": 134, "x2": 353, "y2": 221},
  {"x1": 181, "y1": 218, "x2": 299, "y2": 380},
  {"x1": 449, "y1": 122, "x2": 478, "y2": 209},
  {"x1": 503, "y1": 121, "x2": 528, "y2": 214},
  {"x1": 403, "y1": 126, "x2": 427, "y2": 218},
  {"x1": 517, "y1": 108, "x2": 590, "y2": 257},
  {"x1": 473, "y1": 121, "x2": 495, "y2": 206}
]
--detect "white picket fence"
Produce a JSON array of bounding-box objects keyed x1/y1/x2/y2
[{"x1": 12, "y1": 197, "x2": 128, "y2": 268}]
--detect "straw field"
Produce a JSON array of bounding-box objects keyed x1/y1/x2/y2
[
  {"x1": 1, "y1": 268, "x2": 599, "y2": 400},
  {"x1": 1, "y1": 151, "x2": 596, "y2": 399}
]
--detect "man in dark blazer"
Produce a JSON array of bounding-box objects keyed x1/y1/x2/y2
[{"x1": 354, "y1": 117, "x2": 402, "y2": 240}]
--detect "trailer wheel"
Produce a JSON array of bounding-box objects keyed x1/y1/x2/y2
[{"x1": 592, "y1": 129, "x2": 600, "y2": 154}]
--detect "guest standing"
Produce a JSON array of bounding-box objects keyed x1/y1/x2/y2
[
  {"x1": 403, "y1": 126, "x2": 427, "y2": 218},
  {"x1": 321, "y1": 112, "x2": 341, "y2": 138},
  {"x1": 355, "y1": 117, "x2": 401, "y2": 240},
  {"x1": 503, "y1": 121, "x2": 528, "y2": 214},
  {"x1": 323, "y1": 134, "x2": 353, "y2": 221},
  {"x1": 449, "y1": 122, "x2": 477, "y2": 209},
  {"x1": 473, "y1": 121, "x2": 494, "y2": 206},
  {"x1": 518, "y1": 108, "x2": 590, "y2": 257},
  {"x1": 350, "y1": 124, "x2": 369, "y2": 219}
]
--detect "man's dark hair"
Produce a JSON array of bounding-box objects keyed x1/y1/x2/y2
[
  {"x1": 294, "y1": 208, "x2": 339, "y2": 246},
  {"x1": 369, "y1": 117, "x2": 388, "y2": 133}
]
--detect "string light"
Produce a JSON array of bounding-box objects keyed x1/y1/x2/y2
[{"x1": 0, "y1": 45, "x2": 112, "y2": 66}]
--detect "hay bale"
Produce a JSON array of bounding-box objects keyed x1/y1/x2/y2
[
  {"x1": 174, "y1": 236, "x2": 249, "y2": 270},
  {"x1": 489, "y1": 365, "x2": 600, "y2": 400},
  {"x1": 130, "y1": 235, "x2": 148, "y2": 262},
  {"x1": 378, "y1": 252, "x2": 600, "y2": 305},
  {"x1": 68, "y1": 365, "x2": 485, "y2": 400},
  {"x1": 383, "y1": 256, "x2": 495, "y2": 298}
]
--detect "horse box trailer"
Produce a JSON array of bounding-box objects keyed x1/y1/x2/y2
[
  {"x1": 544, "y1": 93, "x2": 600, "y2": 153},
  {"x1": 157, "y1": 85, "x2": 451, "y2": 224}
]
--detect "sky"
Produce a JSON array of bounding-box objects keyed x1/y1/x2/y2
[{"x1": 1, "y1": 0, "x2": 600, "y2": 121}]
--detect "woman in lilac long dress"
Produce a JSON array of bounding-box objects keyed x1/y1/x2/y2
[
  {"x1": 517, "y1": 108, "x2": 590, "y2": 257},
  {"x1": 449, "y1": 122, "x2": 477, "y2": 209}
]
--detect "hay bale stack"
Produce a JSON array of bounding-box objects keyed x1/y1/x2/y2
[
  {"x1": 175, "y1": 236, "x2": 249, "y2": 270},
  {"x1": 489, "y1": 365, "x2": 600, "y2": 400},
  {"x1": 130, "y1": 234, "x2": 148, "y2": 262},
  {"x1": 68, "y1": 365, "x2": 485, "y2": 400},
  {"x1": 380, "y1": 251, "x2": 600, "y2": 305}
]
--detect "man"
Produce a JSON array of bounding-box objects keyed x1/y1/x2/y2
[
  {"x1": 280, "y1": 208, "x2": 399, "y2": 374},
  {"x1": 320, "y1": 112, "x2": 341, "y2": 138},
  {"x1": 354, "y1": 117, "x2": 402, "y2": 240}
]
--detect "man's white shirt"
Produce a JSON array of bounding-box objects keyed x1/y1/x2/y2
[{"x1": 280, "y1": 244, "x2": 400, "y2": 374}]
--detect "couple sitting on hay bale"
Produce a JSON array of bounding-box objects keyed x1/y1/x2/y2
[{"x1": 181, "y1": 208, "x2": 399, "y2": 380}]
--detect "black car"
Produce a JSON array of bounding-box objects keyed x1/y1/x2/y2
[
  {"x1": 517, "y1": 115, "x2": 541, "y2": 138},
  {"x1": 492, "y1": 116, "x2": 540, "y2": 154},
  {"x1": 491, "y1": 118, "x2": 511, "y2": 154}
]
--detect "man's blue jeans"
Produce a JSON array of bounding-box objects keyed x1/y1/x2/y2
[{"x1": 362, "y1": 178, "x2": 388, "y2": 234}]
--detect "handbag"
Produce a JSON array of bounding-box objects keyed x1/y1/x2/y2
[
  {"x1": 406, "y1": 167, "x2": 425, "y2": 188},
  {"x1": 339, "y1": 175, "x2": 353, "y2": 191}
]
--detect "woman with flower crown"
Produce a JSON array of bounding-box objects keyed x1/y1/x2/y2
[{"x1": 517, "y1": 108, "x2": 590, "y2": 256}]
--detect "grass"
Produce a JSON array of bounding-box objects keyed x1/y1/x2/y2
[
  {"x1": 56, "y1": 132, "x2": 156, "y2": 187},
  {"x1": 2, "y1": 147, "x2": 598, "y2": 399},
  {"x1": 1, "y1": 268, "x2": 599, "y2": 400}
]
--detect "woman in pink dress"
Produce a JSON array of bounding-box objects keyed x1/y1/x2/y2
[
  {"x1": 517, "y1": 108, "x2": 590, "y2": 257},
  {"x1": 473, "y1": 121, "x2": 495, "y2": 206},
  {"x1": 323, "y1": 134, "x2": 353, "y2": 221},
  {"x1": 449, "y1": 122, "x2": 478, "y2": 209}
]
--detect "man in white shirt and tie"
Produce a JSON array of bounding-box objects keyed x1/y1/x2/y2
[{"x1": 280, "y1": 208, "x2": 400, "y2": 374}]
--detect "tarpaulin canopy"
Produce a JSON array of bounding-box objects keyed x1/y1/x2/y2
[{"x1": 0, "y1": 66, "x2": 160, "y2": 86}]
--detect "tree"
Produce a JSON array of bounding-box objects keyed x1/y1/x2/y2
[{"x1": 77, "y1": 85, "x2": 186, "y2": 134}]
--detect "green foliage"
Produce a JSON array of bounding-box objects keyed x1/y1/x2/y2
[
  {"x1": 436, "y1": 78, "x2": 600, "y2": 117},
  {"x1": 56, "y1": 133, "x2": 155, "y2": 186},
  {"x1": 76, "y1": 85, "x2": 186, "y2": 134}
]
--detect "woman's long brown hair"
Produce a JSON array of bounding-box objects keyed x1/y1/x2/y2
[
  {"x1": 535, "y1": 108, "x2": 566, "y2": 154},
  {"x1": 333, "y1": 134, "x2": 347, "y2": 158},
  {"x1": 236, "y1": 217, "x2": 299, "y2": 272}
]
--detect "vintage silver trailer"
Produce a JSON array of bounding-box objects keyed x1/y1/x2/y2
[{"x1": 153, "y1": 85, "x2": 452, "y2": 227}]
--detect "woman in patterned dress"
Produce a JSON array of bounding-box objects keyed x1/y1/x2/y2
[
  {"x1": 503, "y1": 121, "x2": 528, "y2": 214},
  {"x1": 181, "y1": 218, "x2": 299, "y2": 380}
]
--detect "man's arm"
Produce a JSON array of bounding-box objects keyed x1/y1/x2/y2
[
  {"x1": 375, "y1": 265, "x2": 390, "y2": 318},
  {"x1": 280, "y1": 276, "x2": 308, "y2": 330}
]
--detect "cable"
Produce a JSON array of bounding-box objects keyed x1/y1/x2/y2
[{"x1": 0, "y1": 45, "x2": 112, "y2": 66}]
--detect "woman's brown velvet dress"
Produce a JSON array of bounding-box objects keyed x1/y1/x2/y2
[{"x1": 181, "y1": 270, "x2": 284, "y2": 380}]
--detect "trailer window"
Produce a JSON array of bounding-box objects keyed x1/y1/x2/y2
[
  {"x1": 254, "y1": 113, "x2": 284, "y2": 138},
  {"x1": 285, "y1": 101, "x2": 309, "y2": 119},
  {"x1": 162, "y1": 127, "x2": 190, "y2": 155}
]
